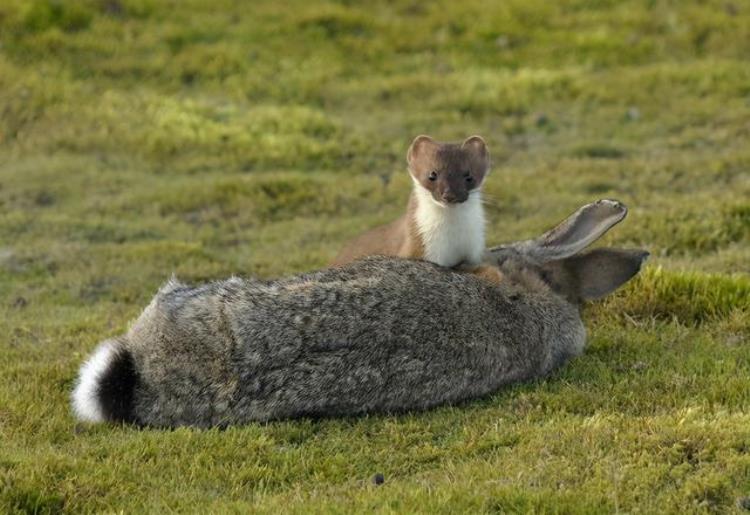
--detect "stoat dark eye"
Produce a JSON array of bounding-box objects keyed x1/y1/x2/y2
[
  {"x1": 465, "y1": 172, "x2": 473, "y2": 183},
  {"x1": 428, "y1": 171, "x2": 438, "y2": 181}
]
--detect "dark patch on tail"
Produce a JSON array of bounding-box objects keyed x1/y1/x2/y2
[{"x1": 96, "y1": 346, "x2": 139, "y2": 424}]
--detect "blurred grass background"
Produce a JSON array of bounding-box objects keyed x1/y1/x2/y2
[{"x1": 0, "y1": 0, "x2": 748, "y2": 512}]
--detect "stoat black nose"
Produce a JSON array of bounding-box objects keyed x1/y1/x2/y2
[
  {"x1": 442, "y1": 192, "x2": 456, "y2": 203},
  {"x1": 442, "y1": 191, "x2": 466, "y2": 203}
]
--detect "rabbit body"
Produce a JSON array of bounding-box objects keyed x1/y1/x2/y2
[{"x1": 107, "y1": 257, "x2": 584, "y2": 427}]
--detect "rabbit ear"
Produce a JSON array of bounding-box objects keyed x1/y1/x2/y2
[
  {"x1": 510, "y1": 199, "x2": 628, "y2": 262},
  {"x1": 564, "y1": 248, "x2": 649, "y2": 301}
]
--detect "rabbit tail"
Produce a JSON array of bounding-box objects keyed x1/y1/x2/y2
[{"x1": 71, "y1": 338, "x2": 139, "y2": 424}]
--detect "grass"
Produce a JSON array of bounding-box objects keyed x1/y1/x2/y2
[{"x1": 0, "y1": 0, "x2": 749, "y2": 512}]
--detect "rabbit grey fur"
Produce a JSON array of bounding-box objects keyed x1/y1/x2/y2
[{"x1": 72, "y1": 200, "x2": 647, "y2": 428}]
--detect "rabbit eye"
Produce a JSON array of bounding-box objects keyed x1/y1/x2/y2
[{"x1": 428, "y1": 171, "x2": 438, "y2": 181}]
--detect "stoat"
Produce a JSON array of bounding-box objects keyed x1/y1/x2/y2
[{"x1": 333, "y1": 135, "x2": 499, "y2": 283}]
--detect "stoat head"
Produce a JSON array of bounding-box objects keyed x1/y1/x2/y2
[{"x1": 407, "y1": 135, "x2": 490, "y2": 206}]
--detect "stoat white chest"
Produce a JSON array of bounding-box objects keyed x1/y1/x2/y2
[{"x1": 412, "y1": 184, "x2": 485, "y2": 268}]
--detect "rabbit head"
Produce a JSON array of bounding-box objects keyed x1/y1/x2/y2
[{"x1": 487, "y1": 199, "x2": 649, "y2": 305}]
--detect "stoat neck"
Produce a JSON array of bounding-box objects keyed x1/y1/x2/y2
[{"x1": 410, "y1": 185, "x2": 485, "y2": 268}]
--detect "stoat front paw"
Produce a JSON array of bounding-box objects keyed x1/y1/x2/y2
[{"x1": 457, "y1": 264, "x2": 503, "y2": 286}]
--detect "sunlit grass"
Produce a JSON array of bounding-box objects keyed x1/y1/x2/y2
[{"x1": 1, "y1": 0, "x2": 749, "y2": 512}]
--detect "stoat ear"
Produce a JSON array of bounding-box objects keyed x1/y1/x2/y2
[
  {"x1": 461, "y1": 135, "x2": 488, "y2": 160},
  {"x1": 407, "y1": 135, "x2": 438, "y2": 172},
  {"x1": 462, "y1": 136, "x2": 490, "y2": 181}
]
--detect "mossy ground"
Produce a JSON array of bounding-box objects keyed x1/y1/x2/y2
[{"x1": 1, "y1": 0, "x2": 749, "y2": 512}]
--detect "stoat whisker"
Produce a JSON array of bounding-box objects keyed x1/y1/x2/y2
[{"x1": 479, "y1": 198, "x2": 505, "y2": 209}]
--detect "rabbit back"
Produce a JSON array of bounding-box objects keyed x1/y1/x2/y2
[{"x1": 124, "y1": 258, "x2": 585, "y2": 426}]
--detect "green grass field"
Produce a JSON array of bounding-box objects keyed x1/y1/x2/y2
[{"x1": 1, "y1": 0, "x2": 749, "y2": 512}]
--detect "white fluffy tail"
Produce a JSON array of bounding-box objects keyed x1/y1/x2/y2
[{"x1": 71, "y1": 339, "x2": 121, "y2": 423}]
